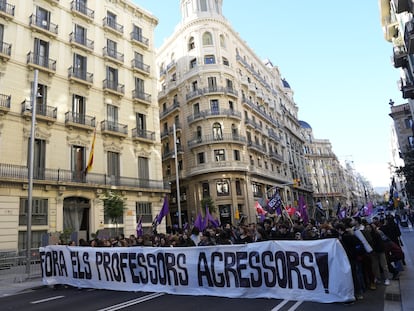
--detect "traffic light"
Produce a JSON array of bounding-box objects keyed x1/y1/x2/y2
[{"x1": 293, "y1": 178, "x2": 301, "y2": 188}]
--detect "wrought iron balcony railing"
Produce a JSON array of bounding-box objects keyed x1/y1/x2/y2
[
  {"x1": 70, "y1": 0, "x2": 94, "y2": 20},
  {"x1": 103, "y1": 17, "x2": 123, "y2": 34},
  {"x1": 130, "y1": 31, "x2": 149, "y2": 47},
  {"x1": 69, "y1": 32, "x2": 94, "y2": 50},
  {"x1": 0, "y1": 1, "x2": 15, "y2": 17},
  {"x1": 29, "y1": 14, "x2": 58, "y2": 35},
  {"x1": 68, "y1": 66, "x2": 93, "y2": 84},
  {"x1": 65, "y1": 111, "x2": 95, "y2": 127},
  {"x1": 27, "y1": 52, "x2": 56, "y2": 71}
]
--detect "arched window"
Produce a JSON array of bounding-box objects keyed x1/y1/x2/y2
[
  {"x1": 202, "y1": 31, "x2": 213, "y2": 45},
  {"x1": 188, "y1": 36, "x2": 195, "y2": 50},
  {"x1": 213, "y1": 122, "x2": 222, "y2": 140}
]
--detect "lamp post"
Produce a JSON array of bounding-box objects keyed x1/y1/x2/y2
[
  {"x1": 26, "y1": 69, "x2": 38, "y2": 275},
  {"x1": 173, "y1": 123, "x2": 182, "y2": 228}
]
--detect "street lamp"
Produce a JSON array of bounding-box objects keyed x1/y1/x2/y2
[
  {"x1": 26, "y1": 69, "x2": 39, "y2": 275},
  {"x1": 173, "y1": 123, "x2": 182, "y2": 228}
]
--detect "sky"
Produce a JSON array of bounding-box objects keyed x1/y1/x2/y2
[{"x1": 133, "y1": 0, "x2": 402, "y2": 189}]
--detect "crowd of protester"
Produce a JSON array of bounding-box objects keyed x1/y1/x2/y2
[{"x1": 64, "y1": 206, "x2": 410, "y2": 302}]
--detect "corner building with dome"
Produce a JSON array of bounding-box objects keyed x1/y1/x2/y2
[{"x1": 157, "y1": 0, "x2": 313, "y2": 225}]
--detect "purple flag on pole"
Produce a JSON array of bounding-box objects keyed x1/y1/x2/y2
[
  {"x1": 298, "y1": 195, "x2": 309, "y2": 224},
  {"x1": 194, "y1": 212, "x2": 205, "y2": 231},
  {"x1": 206, "y1": 207, "x2": 220, "y2": 228},
  {"x1": 156, "y1": 195, "x2": 169, "y2": 224}
]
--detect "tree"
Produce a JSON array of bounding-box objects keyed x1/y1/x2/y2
[
  {"x1": 396, "y1": 149, "x2": 414, "y2": 200},
  {"x1": 201, "y1": 196, "x2": 216, "y2": 214},
  {"x1": 102, "y1": 190, "x2": 126, "y2": 237}
]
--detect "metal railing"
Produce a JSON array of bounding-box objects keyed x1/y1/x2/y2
[{"x1": 0, "y1": 163, "x2": 168, "y2": 190}]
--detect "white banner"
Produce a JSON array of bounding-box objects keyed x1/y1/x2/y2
[{"x1": 39, "y1": 239, "x2": 354, "y2": 303}]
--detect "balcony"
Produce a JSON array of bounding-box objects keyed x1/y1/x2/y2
[
  {"x1": 0, "y1": 41, "x2": 11, "y2": 61},
  {"x1": 393, "y1": 0, "x2": 410, "y2": 14},
  {"x1": 186, "y1": 88, "x2": 203, "y2": 101},
  {"x1": 45, "y1": 0, "x2": 59, "y2": 5},
  {"x1": 0, "y1": 1, "x2": 15, "y2": 19},
  {"x1": 247, "y1": 141, "x2": 267, "y2": 154},
  {"x1": 103, "y1": 47, "x2": 124, "y2": 64},
  {"x1": 400, "y1": 79, "x2": 414, "y2": 99},
  {"x1": 130, "y1": 31, "x2": 149, "y2": 48},
  {"x1": 68, "y1": 67, "x2": 93, "y2": 87},
  {"x1": 203, "y1": 86, "x2": 225, "y2": 96},
  {"x1": 100, "y1": 120, "x2": 127, "y2": 139},
  {"x1": 29, "y1": 14, "x2": 58, "y2": 37},
  {"x1": 103, "y1": 17, "x2": 123, "y2": 35},
  {"x1": 21, "y1": 100, "x2": 57, "y2": 124},
  {"x1": 0, "y1": 93, "x2": 11, "y2": 115},
  {"x1": 162, "y1": 146, "x2": 184, "y2": 161},
  {"x1": 0, "y1": 163, "x2": 167, "y2": 190},
  {"x1": 393, "y1": 46, "x2": 408, "y2": 68},
  {"x1": 188, "y1": 133, "x2": 246, "y2": 149},
  {"x1": 70, "y1": 1, "x2": 94, "y2": 21},
  {"x1": 188, "y1": 161, "x2": 248, "y2": 177},
  {"x1": 132, "y1": 128, "x2": 155, "y2": 143},
  {"x1": 224, "y1": 87, "x2": 238, "y2": 98},
  {"x1": 131, "y1": 59, "x2": 150, "y2": 75},
  {"x1": 103, "y1": 79, "x2": 124, "y2": 97},
  {"x1": 65, "y1": 111, "x2": 95, "y2": 131},
  {"x1": 27, "y1": 52, "x2": 56, "y2": 75},
  {"x1": 187, "y1": 108, "x2": 242, "y2": 124},
  {"x1": 69, "y1": 32, "x2": 94, "y2": 52},
  {"x1": 268, "y1": 152, "x2": 284, "y2": 163},
  {"x1": 160, "y1": 101, "x2": 180, "y2": 119},
  {"x1": 132, "y1": 90, "x2": 151, "y2": 105}
]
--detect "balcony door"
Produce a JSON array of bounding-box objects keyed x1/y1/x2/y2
[
  {"x1": 107, "y1": 151, "x2": 120, "y2": 184},
  {"x1": 34, "y1": 38, "x2": 49, "y2": 68},
  {"x1": 72, "y1": 94, "x2": 86, "y2": 124},
  {"x1": 28, "y1": 138, "x2": 45, "y2": 179},
  {"x1": 71, "y1": 145, "x2": 85, "y2": 182},
  {"x1": 74, "y1": 53, "x2": 87, "y2": 80}
]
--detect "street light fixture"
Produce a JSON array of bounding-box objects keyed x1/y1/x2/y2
[{"x1": 26, "y1": 69, "x2": 39, "y2": 275}]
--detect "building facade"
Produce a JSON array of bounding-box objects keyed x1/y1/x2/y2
[
  {"x1": 0, "y1": 0, "x2": 167, "y2": 251},
  {"x1": 156, "y1": 0, "x2": 312, "y2": 225}
]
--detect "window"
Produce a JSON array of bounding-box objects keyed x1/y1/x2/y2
[
  {"x1": 28, "y1": 138, "x2": 46, "y2": 179},
  {"x1": 193, "y1": 103, "x2": 200, "y2": 116},
  {"x1": 72, "y1": 94, "x2": 86, "y2": 122},
  {"x1": 106, "y1": 38, "x2": 117, "y2": 57},
  {"x1": 135, "y1": 77, "x2": 145, "y2": 94},
  {"x1": 226, "y1": 78, "x2": 233, "y2": 90},
  {"x1": 191, "y1": 80, "x2": 198, "y2": 91},
  {"x1": 207, "y1": 76, "x2": 217, "y2": 90},
  {"x1": 214, "y1": 149, "x2": 225, "y2": 161},
  {"x1": 18, "y1": 230, "x2": 47, "y2": 251},
  {"x1": 252, "y1": 183, "x2": 263, "y2": 197},
  {"x1": 133, "y1": 52, "x2": 144, "y2": 69},
  {"x1": 136, "y1": 113, "x2": 146, "y2": 131},
  {"x1": 202, "y1": 182, "x2": 210, "y2": 198},
  {"x1": 34, "y1": 38, "x2": 49, "y2": 68},
  {"x1": 202, "y1": 32, "x2": 212, "y2": 45},
  {"x1": 166, "y1": 164, "x2": 171, "y2": 176},
  {"x1": 107, "y1": 104, "x2": 118, "y2": 129},
  {"x1": 204, "y1": 55, "x2": 215, "y2": 64},
  {"x1": 73, "y1": 53, "x2": 87, "y2": 79},
  {"x1": 409, "y1": 136, "x2": 414, "y2": 148},
  {"x1": 198, "y1": 152, "x2": 205, "y2": 164},
  {"x1": 405, "y1": 118, "x2": 413, "y2": 129},
  {"x1": 210, "y1": 99, "x2": 219, "y2": 114},
  {"x1": 136, "y1": 202, "x2": 153, "y2": 223},
  {"x1": 106, "y1": 11, "x2": 117, "y2": 28},
  {"x1": 71, "y1": 145, "x2": 86, "y2": 181},
  {"x1": 132, "y1": 25, "x2": 143, "y2": 41},
  {"x1": 200, "y1": 0, "x2": 208, "y2": 11},
  {"x1": 36, "y1": 6, "x2": 50, "y2": 29},
  {"x1": 235, "y1": 180, "x2": 242, "y2": 195},
  {"x1": 196, "y1": 126, "x2": 202, "y2": 141},
  {"x1": 74, "y1": 24, "x2": 87, "y2": 45},
  {"x1": 190, "y1": 58, "x2": 197, "y2": 69},
  {"x1": 107, "y1": 151, "x2": 120, "y2": 183},
  {"x1": 234, "y1": 150, "x2": 240, "y2": 161},
  {"x1": 138, "y1": 157, "x2": 149, "y2": 186},
  {"x1": 212, "y1": 122, "x2": 222, "y2": 140},
  {"x1": 188, "y1": 37, "x2": 195, "y2": 50},
  {"x1": 19, "y1": 198, "x2": 48, "y2": 225},
  {"x1": 216, "y1": 180, "x2": 229, "y2": 196},
  {"x1": 222, "y1": 57, "x2": 229, "y2": 66},
  {"x1": 106, "y1": 66, "x2": 118, "y2": 86}
]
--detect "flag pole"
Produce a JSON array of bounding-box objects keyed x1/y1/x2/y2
[{"x1": 173, "y1": 123, "x2": 182, "y2": 228}]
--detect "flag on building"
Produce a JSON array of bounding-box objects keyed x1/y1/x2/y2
[
  {"x1": 156, "y1": 195, "x2": 169, "y2": 224},
  {"x1": 298, "y1": 195, "x2": 309, "y2": 224},
  {"x1": 205, "y1": 207, "x2": 220, "y2": 228},
  {"x1": 194, "y1": 212, "x2": 206, "y2": 231},
  {"x1": 85, "y1": 127, "x2": 96, "y2": 174}
]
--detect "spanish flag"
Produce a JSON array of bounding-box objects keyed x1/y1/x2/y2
[{"x1": 85, "y1": 128, "x2": 96, "y2": 174}]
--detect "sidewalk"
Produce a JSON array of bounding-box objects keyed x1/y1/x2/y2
[
  {"x1": 396, "y1": 227, "x2": 414, "y2": 311},
  {"x1": 0, "y1": 273, "x2": 44, "y2": 297}
]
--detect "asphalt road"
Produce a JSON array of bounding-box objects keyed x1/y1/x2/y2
[{"x1": 0, "y1": 280, "x2": 387, "y2": 311}]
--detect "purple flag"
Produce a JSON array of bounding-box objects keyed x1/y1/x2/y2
[
  {"x1": 298, "y1": 195, "x2": 309, "y2": 224},
  {"x1": 136, "y1": 216, "x2": 143, "y2": 237},
  {"x1": 194, "y1": 212, "x2": 206, "y2": 231},
  {"x1": 206, "y1": 207, "x2": 220, "y2": 228},
  {"x1": 156, "y1": 195, "x2": 169, "y2": 224}
]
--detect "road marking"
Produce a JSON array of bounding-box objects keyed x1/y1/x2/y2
[
  {"x1": 287, "y1": 301, "x2": 303, "y2": 310},
  {"x1": 31, "y1": 295, "x2": 65, "y2": 304},
  {"x1": 97, "y1": 292, "x2": 165, "y2": 311},
  {"x1": 271, "y1": 299, "x2": 289, "y2": 311}
]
